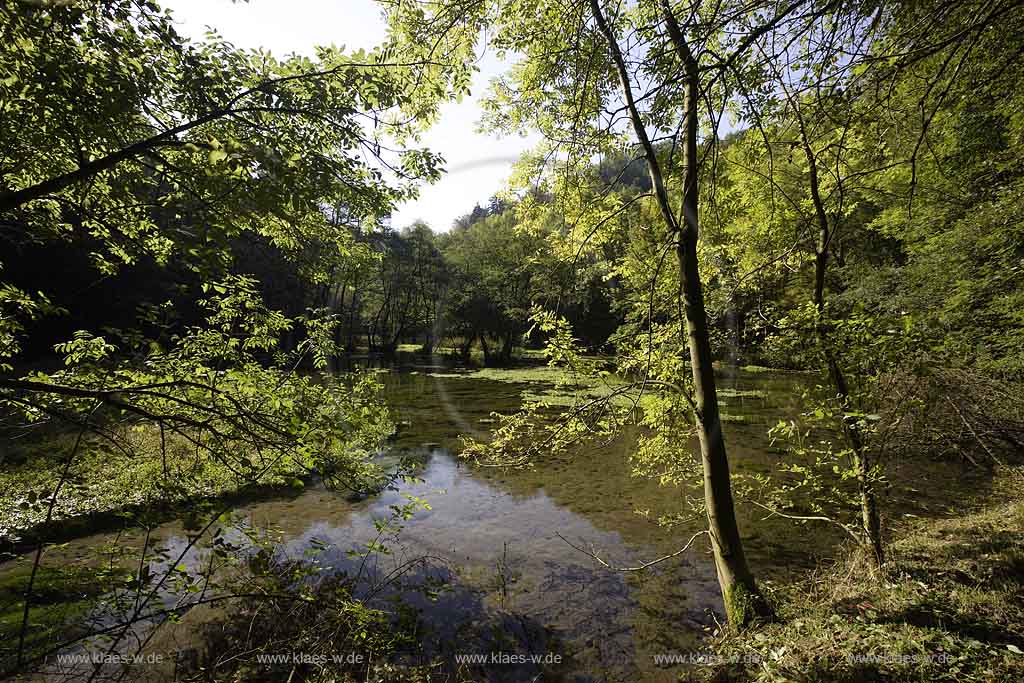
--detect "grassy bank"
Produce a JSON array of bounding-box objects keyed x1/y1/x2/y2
[
  {"x1": 699, "y1": 466, "x2": 1024, "y2": 682},
  {"x1": 0, "y1": 425, "x2": 314, "y2": 546}
]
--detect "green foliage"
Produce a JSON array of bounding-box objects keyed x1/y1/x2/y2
[
  {"x1": 1, "y1": 0, "x2": 442, "y2": 276},
  {"x1": 438, "y1": 208, "x2": 549, "y2": 361},
  {"x1": 0, "y1": 1, "x2": 456, "y2": 670},
  {"x1": 0, "y1": 281, "x2": 394, "y2": 539},
  {"x1": 0, "y1": 282, "x2": 63, "y2": 372}
]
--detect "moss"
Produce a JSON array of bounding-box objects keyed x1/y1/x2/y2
[
  {"x1": 722, "y1": 583, "x2": 754, "y2": 628},
  {"x1": 722, "y1": 581, "x2": 774, "y2": 631}
]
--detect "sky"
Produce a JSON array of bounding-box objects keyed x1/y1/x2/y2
[{"x1": 162, "y1": 0, "x2": 538, "y2": 231}]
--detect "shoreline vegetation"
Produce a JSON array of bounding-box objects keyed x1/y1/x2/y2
[
  {"x1": 702, "y1": 466, "x2": 1024, "y2": 682},
  {"x1": 3, "y1": 361, "x2": 1021, "y2": 681}
]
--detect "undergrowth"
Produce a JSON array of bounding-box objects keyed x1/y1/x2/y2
[{"x1": 698, "y1": 467, "x2": 1024, "y2": 682}]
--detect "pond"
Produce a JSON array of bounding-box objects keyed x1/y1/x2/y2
[{"x1": 1, "y1": 363, "x2": 988, "y2": 682}]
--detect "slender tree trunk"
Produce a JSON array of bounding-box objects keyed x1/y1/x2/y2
[
  {"x1": 501, "y1": 330, "x2": 514, "y2": 363},
  {"x1": 591, "y1": 0, "x2": 773, "y2": 626},
  {"x1": 347, "y1": 287, "x2": 360, "y2": 352},
  {"x1": 674, "y1": 48, "x2": 773, "y2": 627},
  {"x1": 388, "y1": 323, "x2": 406, "y2": 355},
  {"x1": 460, "y1": 332, "x2": 475, "y2": 359},
  {"x1": 479, "y1": 334, "x2": 491, "y2": 365},
  {"x1": 799, "y1": 114, "x2": 884, "y2": 567},
  {"x1": 330, "y1": 282, "x2": 349, "y2": 373}
]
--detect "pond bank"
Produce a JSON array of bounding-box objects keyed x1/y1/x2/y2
[{"x1": 700, "y1": 466, "x2": 1024, "y2": 682}]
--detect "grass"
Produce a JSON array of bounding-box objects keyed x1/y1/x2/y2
[
  {"x1": 739, "y1": 365, "x2": 778, "y2": 374},
  {"x1": 0, "y1": 425, "x2": 310, "y2": 543},
  {"x1": 698, "y1": 466, "x2": 1024, "y2": 682}
]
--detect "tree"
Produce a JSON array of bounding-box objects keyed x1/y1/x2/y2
[
  {"x1": 440, "y1": 209, "x2": 543, "y2": 364},
  {"x1": 748, "y1": 0, "x2": 1023, "y2": 565},
  {"x1": 383, "y1": 0, "x2": 861, "y2": 626},
  {"x1": 363, "y1": 222, "x2": 448, "y2": 353}
]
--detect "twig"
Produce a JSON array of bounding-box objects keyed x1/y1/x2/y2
[
  {"x1": 946, "y1": 396, "x2": 1003, "y2": 466},
  {"x1": 556, "y1": 529, "x2": 707, "y2": 572},
  {"x1": 747, "y1": 499, "x2": 861, "y2": 543}
]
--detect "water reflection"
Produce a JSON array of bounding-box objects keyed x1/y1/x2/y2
[
  {"x1": 234, "y1": 447, "x2": 716, "y2": 680},
  {"x1": 4, "y1": 364, "x2": 990, "y2": 682}
]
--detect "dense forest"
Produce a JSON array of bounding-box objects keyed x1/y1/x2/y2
[{"x1": 1, "y1": 0, "x2": 1023, "y2": 681}]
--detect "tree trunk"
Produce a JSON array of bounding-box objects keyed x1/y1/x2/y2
[
  {"x1": 479, "y1": 334, "x2": 491, "y2": 365},
  {"x1": 815, "y1": 264, "x2": 884, "y2": 566},
  {"x1": 683, "y1": 260, "x2": 770, "y2": 623},
  {"x1": 459, "y1": 332, "x2": 475, "y2": 359},
  {"x1": 501, "y1": 330, "x2": 514, "y2": 363},
  {"x1": 591, "y1": 0, "x2": 773, "y2": 627},
  {"x1": 675, "y1": 72, "x2": 774, "y2": 629},
  {"x1": 800, "y1": 112, "x2": 884, "y2": 567}
]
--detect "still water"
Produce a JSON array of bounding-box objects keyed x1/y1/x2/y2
[{"x1": 2, "y1": 364, "x2": 985, "y2": 682}]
